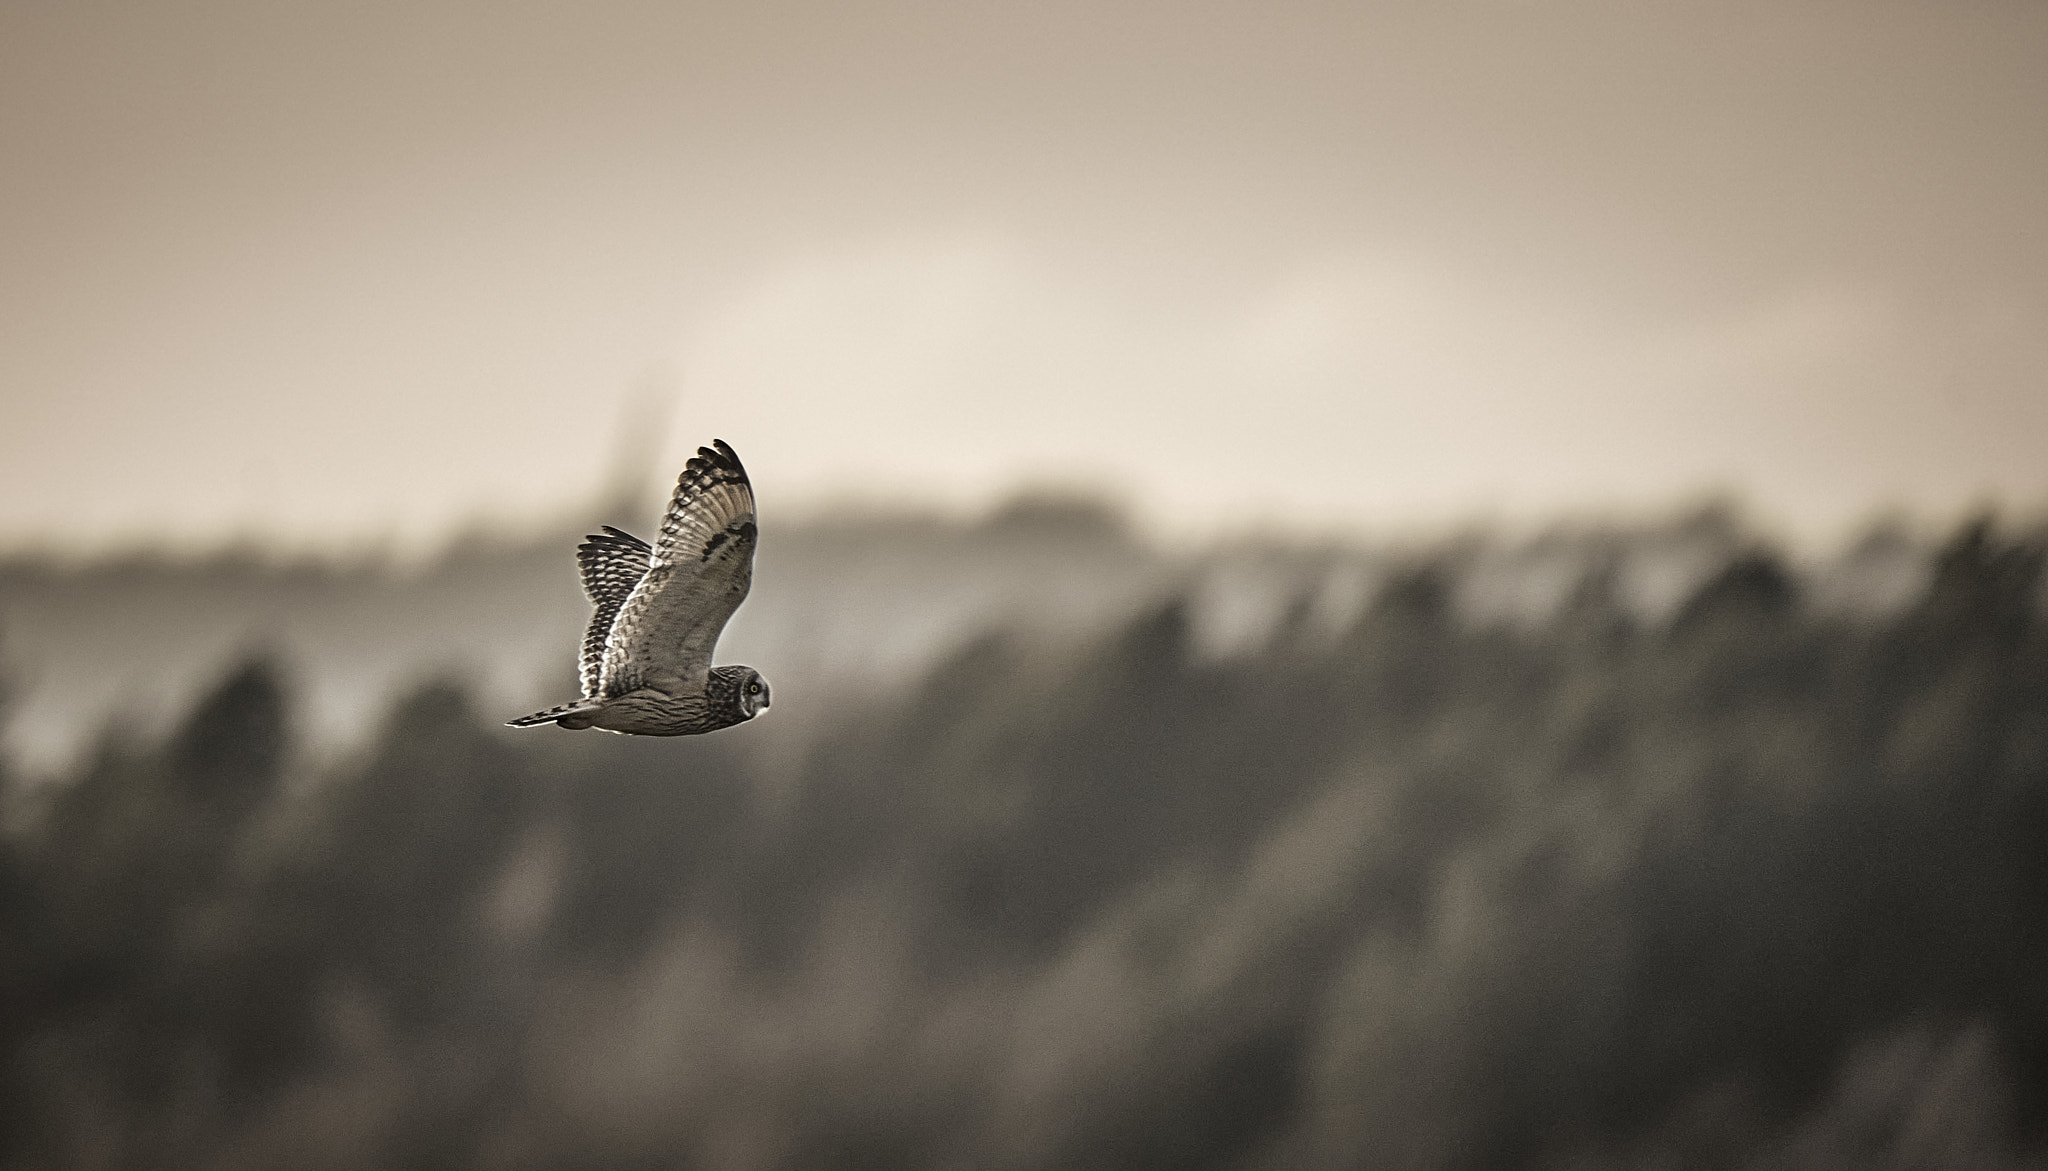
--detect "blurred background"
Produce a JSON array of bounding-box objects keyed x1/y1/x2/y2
[{"x1": 4, "y1": 1, "x2": 2047, "y2": 1167}]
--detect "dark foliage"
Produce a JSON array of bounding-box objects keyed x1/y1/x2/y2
[{"x1": 2, "y1": 518, "x2": 2046, "y2": 1168}]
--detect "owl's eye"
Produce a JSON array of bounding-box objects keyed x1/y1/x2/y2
[{"x1": 747, "y1": 683, "x2": 760, "y2": 694}]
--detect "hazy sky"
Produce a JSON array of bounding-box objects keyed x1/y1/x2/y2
[{"x1": 3, "y1": 0, "x2": 2044, "y2": 553}]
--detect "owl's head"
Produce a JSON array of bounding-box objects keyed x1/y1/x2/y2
[{"x1": 714, "y1": 665, "x2": 771, "y2": 720}]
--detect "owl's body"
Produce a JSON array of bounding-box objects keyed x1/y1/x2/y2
[
  {"x1": 508, "y1": 440, "x2": 771, "y2": 736},
  {"x1": 541, "y1": 665, "x2": 765, "y2": 736}
]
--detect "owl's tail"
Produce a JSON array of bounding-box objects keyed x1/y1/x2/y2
[{"x1": 506, "y1": 700, "x2": 603, "y2": 730}]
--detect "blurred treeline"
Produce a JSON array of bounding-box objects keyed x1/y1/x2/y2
[{"x1": 2, "y1": 518, "x2": 2047, "y2": 1170}]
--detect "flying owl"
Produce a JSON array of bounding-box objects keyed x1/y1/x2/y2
[{"x1": 507, "y1": 439, "x2": 771, "y2": 735}]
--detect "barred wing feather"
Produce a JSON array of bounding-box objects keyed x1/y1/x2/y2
[
  {"x1": 574, "y1": 526, "x2": 652, "y2": 700},
  {"x1": 598, "y1": 441, "x2": 757, "y2": 698}
]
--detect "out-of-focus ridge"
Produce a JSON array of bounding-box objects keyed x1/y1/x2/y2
[{"x1": 0, "y1": 500, "x2": 1992, "y2": 775}]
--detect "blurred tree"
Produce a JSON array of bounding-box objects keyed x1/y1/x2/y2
[{"x1": 284, "y1": 681, "x2": 531, "y2": 1035}]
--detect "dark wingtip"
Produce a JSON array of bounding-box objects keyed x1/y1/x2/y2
[
  {"x1": 715, "y1": 439, "x2": 748, "y2": 479},
  {"x1": 578, "y1": 526, "x2": 651, "y2": 556},
  {"x1": 684, "y1": 438, "x2": 748, "y2": 483},
  {"x1": 600, "y1": 525, "x2": 650, "y2": 549}
]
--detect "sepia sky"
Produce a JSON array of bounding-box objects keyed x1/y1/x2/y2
[{"x1": 3, "y1": 0, "x2": 2044, "y2": 555}]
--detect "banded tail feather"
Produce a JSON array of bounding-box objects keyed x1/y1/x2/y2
[{"x1": 505, "y1": 700, "x2": 604, "y2": 729}]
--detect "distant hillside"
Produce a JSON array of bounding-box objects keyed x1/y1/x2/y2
[{"x1": 0, "y1": 499, "x2": 1937, "y2": 773}]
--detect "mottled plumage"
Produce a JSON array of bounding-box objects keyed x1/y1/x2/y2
[{"x1": 508, "y1": 440, "x2": 770, "y2": 736}]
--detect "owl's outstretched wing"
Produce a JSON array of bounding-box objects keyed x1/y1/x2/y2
[
  {"x1": 599, "y1": 440, "x2": 756, "y2": 698},
  {"x1": 574, "y1": 526, "x2": 651, "y2": 700}
]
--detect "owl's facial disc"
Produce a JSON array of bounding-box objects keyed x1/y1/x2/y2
[{"x1": 739, "y1": 672, "x2": 771, "y2": 718}]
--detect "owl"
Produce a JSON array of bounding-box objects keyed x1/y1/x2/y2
[{"x1": 508, "y1": 439, "x2": 770, "y2": 735}]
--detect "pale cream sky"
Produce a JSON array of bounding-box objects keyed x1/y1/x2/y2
[{"x1": 3, "y1": 0, "x2": 2044, "y2": 554}]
